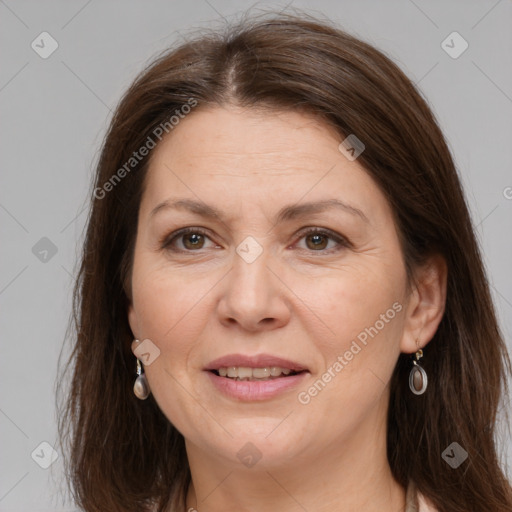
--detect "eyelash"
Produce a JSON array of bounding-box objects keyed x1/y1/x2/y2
[{"x1": 160, "y1": 226, "x2": 349, "y2": 254}]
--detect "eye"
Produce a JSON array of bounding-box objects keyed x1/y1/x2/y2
[
  {"x1": 161, "y1": 226, "x2": 349, "y2": 254},
  {"x1": 161, "y1": 227, "x2": 217, "y2": 252},
  {"x1": 294, "y1": 227, "x2": 349, "y2": 253}
]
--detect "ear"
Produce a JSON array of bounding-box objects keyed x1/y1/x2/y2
[
  {"x1": 127, "y1": 302, "x2": 140, "y2": 356},
  {"x1": 400, "y1": 253, "x2": 447, "y2": 353}
]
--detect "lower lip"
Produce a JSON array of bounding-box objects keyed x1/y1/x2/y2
[{"x1": 205, "y1": 371, "x2": 309, "y2": 401}]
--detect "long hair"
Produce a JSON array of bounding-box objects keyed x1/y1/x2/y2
[{"x1": 57, "y1": 10, "x2": 512, "y2": 512}]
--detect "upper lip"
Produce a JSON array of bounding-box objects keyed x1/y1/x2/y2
[{"x1": 204, "y1": 354, "x2": 308, "y2": 372}]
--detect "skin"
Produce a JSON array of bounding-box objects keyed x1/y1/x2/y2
[{"x1": 128, "y1": 105, "x2": 447, "y2": 512}]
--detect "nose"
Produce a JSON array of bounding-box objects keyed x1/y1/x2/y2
[{"x1": 216, "y1": 243, "x2": 291, "y2": 332}]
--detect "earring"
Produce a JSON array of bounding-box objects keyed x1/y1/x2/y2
[
  {"x1": 409, "y1": 345, "x2": 428, "y2": 395},
  {"x1": 133, "y1": 357, "x2": 151, "y2": 400}
]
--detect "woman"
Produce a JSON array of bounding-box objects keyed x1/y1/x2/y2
[{"x1": 57, "y1": 10, "x2": 512, "y2": 512}]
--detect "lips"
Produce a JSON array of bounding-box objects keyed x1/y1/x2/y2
[
  {"x1": 204, "y1": 354, "x2": 308, "y2": 373},
  {"x1": 204, "y1": 353, "x2": 309, "y2": 401}
]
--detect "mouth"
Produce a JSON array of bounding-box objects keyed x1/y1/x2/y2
[{"x1": 204, "y1": 354, "x2": 309, "y2": 401}]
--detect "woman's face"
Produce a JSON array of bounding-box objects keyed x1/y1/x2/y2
[{"x1": 128, "y1": 105, "x2": 416, "y2": 468}]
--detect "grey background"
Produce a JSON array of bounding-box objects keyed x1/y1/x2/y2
[{"x1": 1, "y1": 0, "x2": 511, "y2": 510}]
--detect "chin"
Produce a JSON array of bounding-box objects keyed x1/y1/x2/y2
[{"x1": 197, "y1": 421, "x2": 306, "y2": 467}]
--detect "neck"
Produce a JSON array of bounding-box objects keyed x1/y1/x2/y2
[{"x1": 183, "y1": 402, "x2": 405, "y2": 511}]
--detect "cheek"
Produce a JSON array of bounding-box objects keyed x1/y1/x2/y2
[
  {"x1": 294, "y1": 269, "x2": 405, "y2": 430},
  {"x1": 302, "y1": 263, "x2": 406, "y2": 409},
  {"x1": 305, "y1": 261, "x2": 404, "y2": 345},
  {"x1": 132, "y1": 252, "x2": 203, "y2": 330},
  {"x1": 130, "y1": 262, "x2": 204, "y2": 365},
  {"x1": 130, "y1": 265, "x2": 211, "y2": 431}
]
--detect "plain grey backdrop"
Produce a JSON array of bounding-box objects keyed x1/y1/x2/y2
[{"x1": 1, "y1": 0, "x2": 511, "y2": 510}]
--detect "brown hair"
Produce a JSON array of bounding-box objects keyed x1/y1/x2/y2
[{"x1": 57, "y1": 9, "x2": 512, "y2": 512}]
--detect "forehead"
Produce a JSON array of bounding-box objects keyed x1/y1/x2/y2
[
  {"x1": 139, "y1": 105, "x2": 388, "y2": 225},
  {"x1": 155, "y1": 106, "x2": 341, "y2": 168}
]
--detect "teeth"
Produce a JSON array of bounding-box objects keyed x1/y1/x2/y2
[
  {"x1": 270, "y1": 366, "x2": 281, "y2": 377},
  {"x1": 238, "y1": 367, "x2": 253, "y2": 379},
  {"x1": 252, "y1": 368, "x2": 270, "y2": 378},
  {"x1": 215, "y1": 366, "x2": 298, "y2": 380}
]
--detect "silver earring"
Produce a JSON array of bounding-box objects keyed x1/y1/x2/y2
[
  {"x1": 409, "y1": 347, "x2": 428, "y2": 395},
  {"x1": 133, "y1": 357, "x2": 151, "y2": 400}
]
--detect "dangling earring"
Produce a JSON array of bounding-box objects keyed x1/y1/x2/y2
[
  {"x1": 133, "y1": 357, "x2": 151, "y2": 400},
  {"x1": 409, "y1": 343, "x2": 428, "y2": 395}
]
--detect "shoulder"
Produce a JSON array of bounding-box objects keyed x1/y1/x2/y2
[
  {"x1": 406, "y1": 480, "x2": 438, "y2": 512},
  {"x1": 417, "y1": 489, "x2": 439, "y2": 512}
]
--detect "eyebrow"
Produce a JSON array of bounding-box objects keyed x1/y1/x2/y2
[{"x1": 150, "y1": 197, "x2": 369, "y2": 224}]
